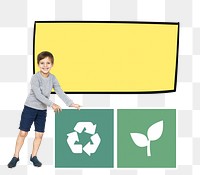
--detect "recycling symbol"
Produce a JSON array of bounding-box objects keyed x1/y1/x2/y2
[{"x1": 67, "y1": 122, "x2": 101, "y2": 156}]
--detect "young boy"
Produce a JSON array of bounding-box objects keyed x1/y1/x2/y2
[{"x1": 8, "y1": 51, "x2": 80, "y2": 168}]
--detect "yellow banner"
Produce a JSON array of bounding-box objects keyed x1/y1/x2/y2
[{"x1": 34, "y1": 22, "x2": 179, "y2": 93}]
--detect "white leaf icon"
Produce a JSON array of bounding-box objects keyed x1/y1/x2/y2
[
  {"x1": 147, "y1": 120, "x2": 163, "y2": 141},
  {"x1": 130, "y1": 120, "x2": 164, "y2": 157},
  {"x1": 130, "y1": 133, "x2": 148, "y2": 147}
]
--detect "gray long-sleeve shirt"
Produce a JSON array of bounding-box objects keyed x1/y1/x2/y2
[{"x1": 25, "y1": 72, "x2": 73, "y2": 110}]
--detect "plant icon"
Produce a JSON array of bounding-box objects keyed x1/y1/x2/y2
[{"x1": 130, "y1": 120, "x2": 163, "y2": 156}]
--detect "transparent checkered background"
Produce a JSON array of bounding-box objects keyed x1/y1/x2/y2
[{"x1": 0, "y1": 0, "x2": 199, "y2": 174}]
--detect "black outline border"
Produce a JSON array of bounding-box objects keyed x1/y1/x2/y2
[{"x1": 33, "y1": 21, "x2": 179, "y2": 94}]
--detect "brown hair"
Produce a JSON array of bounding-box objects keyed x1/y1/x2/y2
[{"x1": 37, "y1": 51, "x2": 54, "y2": 64}]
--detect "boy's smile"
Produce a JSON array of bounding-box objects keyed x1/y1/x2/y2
[{"x1": 38, "y1": 57, "x2": 53, "y2": 77}]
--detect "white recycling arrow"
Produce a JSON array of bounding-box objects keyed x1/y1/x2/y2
[
  {"x1": 74, "y1": 122, "x2": 96, "y2": 135},
  {"x1": 67, "y1": 132, "x2": 82, "y2": 153},
  {"x1": 83, "y1": 133, "x2": 101, "y2": 156}
]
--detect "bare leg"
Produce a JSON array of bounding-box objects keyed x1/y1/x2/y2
[
  {"x1": 31, "y1": 132, "x2": 44, "y2": 157},
  {"x1": 14, "y1": 130, "x2": 28, "y2": 158}
]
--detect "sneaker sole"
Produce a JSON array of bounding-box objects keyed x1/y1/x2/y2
[
  {"x1": 8, "y1": 160, "x2": 20, "y2": 168},
  {"x1": 30, "y1": 160, "x2": 42, "y2": 167}
]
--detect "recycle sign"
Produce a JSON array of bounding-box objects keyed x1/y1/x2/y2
[{"x1": 67, "y1": 122, "x2": 101, "y2": 156}]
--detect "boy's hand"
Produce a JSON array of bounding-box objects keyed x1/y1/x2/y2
[
  {"x1": 52, "y1": 103, "x2": 62, "y2": 112},
  {"x1": 70, "y1": 103, "x2": 81, "y2": 110}
]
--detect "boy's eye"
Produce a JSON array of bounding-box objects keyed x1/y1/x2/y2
[{"x1": 40, "y1": 62, "x2": 51, "y2": 65}]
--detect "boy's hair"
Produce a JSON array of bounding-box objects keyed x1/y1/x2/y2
[{"x1": 37, "y1": 51, "x2": 54, "y2": 64}]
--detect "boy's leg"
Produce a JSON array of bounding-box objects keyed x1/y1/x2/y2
[
  {"x1": 30, "y1": 132, "x2": 43, "y2": 167},
  {"x1": 14, "y1": 130, "x2": 28, "y2": 158},
  {"x1": 32, "y1": 109, "x2": 46, "y2": 157},
  {"x1": 16, "y1": 105, "x2": 37, "y2": 157},
  {"x1": 30, "y1": 109, "x2": 46, "y2": 167},
  {"x1": 8, "y1": 130, "x2": 28, "y2": 168},
  {"x1": 31, "y1": 131, "x2": 44, "y2": 157}
]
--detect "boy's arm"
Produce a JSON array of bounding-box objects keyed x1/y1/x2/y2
[
  {"x1": 31, "y1": 76, "x2": 53, "y2": 107},
  {"x1": 53, "y1": 76, "x2": 74, "y2": 107}
]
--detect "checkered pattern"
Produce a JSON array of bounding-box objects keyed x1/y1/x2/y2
[{"x1": 0, "y1": 0, "x2": 199, "y2": 174}]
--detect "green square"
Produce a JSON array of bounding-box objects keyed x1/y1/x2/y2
[
  {"x1": 117, "y1": 109, "x2": 176, "y2": 168},
  {"x1": 55, "y1": 109, "x2": 114, "y2": 168}
]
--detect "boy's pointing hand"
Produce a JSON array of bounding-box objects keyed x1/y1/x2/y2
[
  {"x1": 70, "y1": 103, "x2": 81, "y2": 110},
  {"x1": 52, "y1": 103, "x2": 62, "y2": 112}
]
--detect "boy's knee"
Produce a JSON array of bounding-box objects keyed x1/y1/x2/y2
[
  {"x1": 19, "y1": 131, "x2": 28, "y2": 138},
  {"x1": 35, "y1": 132, "x2": 44, "y2": 140}
]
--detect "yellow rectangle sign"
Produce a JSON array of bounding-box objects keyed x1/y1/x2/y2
[{"x1": 34, "y1": 21, "x2": 179, "y2": 93}]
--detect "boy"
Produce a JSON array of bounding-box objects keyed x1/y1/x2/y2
[{"x1": 8, "y1": 51, "x2": 80, "y2": 168}]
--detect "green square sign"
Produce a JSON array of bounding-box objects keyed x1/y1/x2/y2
[
  {"x1": 117, "y1": 109, "x2": 176, "y2": 168},
  {"x1": 55, "y1": 109, "x2": 114, "y2": 168}
]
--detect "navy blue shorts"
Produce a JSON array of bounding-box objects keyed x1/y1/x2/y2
[{"x1": 19, "y1": 106, "x2": 47, "y2": 133}]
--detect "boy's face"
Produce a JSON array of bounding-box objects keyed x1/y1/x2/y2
[{"x1": 38, "y1": 57, "x2": 53, "y2": 75}]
